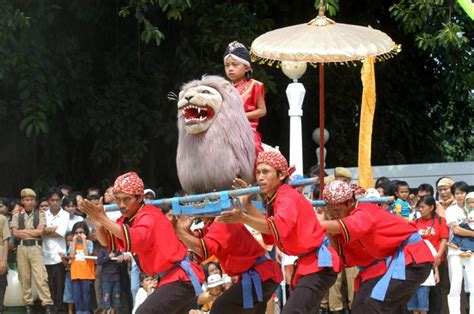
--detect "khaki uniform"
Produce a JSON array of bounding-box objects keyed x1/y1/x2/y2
[
  {"x1": 11, "y1": 210, "x2": 53, "y2": 306},
  {"x1": 0, "y1": 215, "x2": 11, "y2": 260},
  {"x1": 0, "y1": 215, "x2": 11, "y2": 311},
  {"x1": 328, "y1": 266, "x2": 359, "y2": 311}
]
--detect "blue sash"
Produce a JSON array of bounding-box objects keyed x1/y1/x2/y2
[
  {"x1": 317, "y1": 238, "x2": 333, "y2": 267},
  {"x1": 156, "y1": 257, "x2": 203, "y2": 296},
  {"x1": 179, "y1": 258, "x2": 203, "y2": 296},
  {"x1": 298, "y1": 238, "x2": 333, "y2": 268},
  {"x1": 370, "y1": 232, "x2": 422, "y2": 301},
  {"x1": 242, "y1": 255, "x2": 268, "y2": 309}
]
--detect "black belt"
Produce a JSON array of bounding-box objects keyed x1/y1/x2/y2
[{"x1": 19, "y1": 239, "x2": 42, "y2": 246}]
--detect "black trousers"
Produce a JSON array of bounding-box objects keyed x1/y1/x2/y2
[
  {"x1": 46, "y1": 262, "x2": 65, "y2": 313},
  {"x1": 0, "y1": 272, "x2": 7, "y2": 312},
  {"x1": 136, "y1": 281, "x2": 196, "y2": 314},
  {"x1": 352, "y1": 262, "x2": 431, "y2": 314},
  {"x1": 210, "y1": 279, "x2": 279, "y2": 314},
  {"x1": 282, "y1": 268, "x2": 338, "y2": 314}
]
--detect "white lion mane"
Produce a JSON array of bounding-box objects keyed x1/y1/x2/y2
[{"x1": 176, "y1": 75, "x2": 255, "y2": 194}]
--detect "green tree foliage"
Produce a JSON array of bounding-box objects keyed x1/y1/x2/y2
[
  {"x1": 389, "y1": 0, "x2": 473, "y2": 161},
  {"x1": 0, "y1": 0, "x2": 472, "y2": 197}
]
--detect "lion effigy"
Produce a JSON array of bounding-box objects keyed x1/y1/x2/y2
[{"x1": 176, "y1": 75, "x2": 255, "y2": 194}]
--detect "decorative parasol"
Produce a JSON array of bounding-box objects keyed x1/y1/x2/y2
[{"x1": 251, "y1": 0, "x2": 400, "y2": 193}]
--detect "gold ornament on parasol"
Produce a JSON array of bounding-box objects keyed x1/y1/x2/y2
[{"x1": 250, "y1": 0, "x2": 400, "y2": 192}]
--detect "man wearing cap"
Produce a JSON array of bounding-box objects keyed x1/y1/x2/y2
[
  {"x1": 11, "y1": 188, "x2": 53, "y2": 314},
  {"x1": 319, "y1": 180, "x2": 434, "y2": 314},
  {"x1": 79, "y1": 172, "x2": 204, "y2": 314},
  {"x1": 436, "y1": 177, "x2": 455, "y2": 218},
  {"x1": 143, "y1": 189, "x2": 155, "y2": 202},
  {"x1": 334, "y1": 167, "x2": 352, "y2": 184},
  {"x1": 175, "y1": 213, "x2": 282, "y2": 313},
  {"x1": 217, "y1": 151, "x2": 341, "y2": 313}
]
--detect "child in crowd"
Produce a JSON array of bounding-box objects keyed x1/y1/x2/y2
[
  {"x1": 408, "y1": 196, "x2": 448, "y2": 313},
  {"x1": 59, "y1": 232, "x2": 75, "y2": 314},
  {"x1": 467, "y1": 192, "x2": 474, "y2": 228},
  {"x1": 223, "y1": 41, "x2": 267, "y2": 157},
  {"x1": 70, "y1": 221, "x2": 95, "y2": 314},
  {"x1": 62, "y1": 196, "x2": 84, "y2": 232},
  {"x1": 201, "y1": 262, "x2": 232, "y2": 292},
  {"x1": 190, "y1": 274, "x2": 225, "y2": 314},
  {"x1": 132, "y1": 273, "x2": 157, "y2": 314},
  {"x1": 97, "y1": 245, "x2": 122, "y2": 314},
  {"x1": 390, "y1": 180, "x2": 412, "y2": 220}
]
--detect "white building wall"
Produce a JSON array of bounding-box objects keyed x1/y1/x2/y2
[{"x1": 328, "y1": 161, "x2": 474, "y2": 189}]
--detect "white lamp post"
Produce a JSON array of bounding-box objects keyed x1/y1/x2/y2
[
  {"x1": 312, "y1": 127, "x2": 329, "y2": 166},
  {"x1": 279, "y1": 61, "x2": 307, "y2": 307},
  {"x1": 282, "y1": 61, "x2": 307, "y2": 175}
]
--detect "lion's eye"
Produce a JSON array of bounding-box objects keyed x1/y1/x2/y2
[{"x1": 201, "y1": 89, "x2": 211, "y2": 94}]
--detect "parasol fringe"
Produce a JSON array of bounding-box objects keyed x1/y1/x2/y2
[{"x1": 250, "y1": 43, "x2": 401, "y2": 67}]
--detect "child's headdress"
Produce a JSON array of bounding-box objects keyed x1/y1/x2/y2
[{"x1": 223, "y1": 41, "x2": 251, "y2": 66}]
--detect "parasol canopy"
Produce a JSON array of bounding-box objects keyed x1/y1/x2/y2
[
  {"x1": 251, "y1": 16, "x2": 399, "y2": 64},
  {"x1": 250, "y1": 2, "x2": 399, "y2": 193}
]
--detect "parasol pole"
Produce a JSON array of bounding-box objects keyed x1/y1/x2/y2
[
  {"x1": 318, "y1": 0, "x2": 326, "y2": 197},
  {"x1": 319, "y1": 63, "x2": 325, "y2": 197}
]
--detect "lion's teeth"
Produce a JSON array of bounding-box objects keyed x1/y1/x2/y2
[{"x1": 198, "y1": 108, "x2": 201, "y2": 114}]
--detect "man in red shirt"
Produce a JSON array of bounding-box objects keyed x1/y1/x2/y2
[
  {"x1": 175, "y1": 217, "x2": 282, "y2": 313},
  {"x1": 80, "y1": 172, "x2": 204, "y2": 314},
  {"x1": 217, "y1": 151, "x2": 340, "y2": 313},
  {"x1": 320, "y1": 180, "x2": 434, "y2": 314}
]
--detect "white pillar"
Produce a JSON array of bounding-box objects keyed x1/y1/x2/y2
[{"x1": 286, "y1": 82, "x2": 306, "y2": 175}]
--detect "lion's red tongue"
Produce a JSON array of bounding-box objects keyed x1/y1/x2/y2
[{"x1": 182, "y1": 105, "x2": 214, "y2": 123}]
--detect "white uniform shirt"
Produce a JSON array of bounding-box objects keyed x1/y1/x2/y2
[{"x1": 42, "y1": 208, "x2": 70, "y2": 265}]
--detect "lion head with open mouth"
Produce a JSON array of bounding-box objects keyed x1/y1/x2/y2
[
  {"x1": 176, "y1": 75, "x2": 255, "y2": 194},
  {"x1": 177, "y1": 83, "x2": 222, "y2": 134}
]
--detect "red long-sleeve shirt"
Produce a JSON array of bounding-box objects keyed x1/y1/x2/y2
[
  {"x1": 261, "y1": 184, "x2": 341, "y2": 285},
  {"x1": 106, "y1": 205, "x2": 204, "y2": 287},
  {"x1": 333, "y1": 203, "x2": 434, "y2": 284},
  {"x1": 197, "y1": 220, "x2": 282, "y2": 283}
]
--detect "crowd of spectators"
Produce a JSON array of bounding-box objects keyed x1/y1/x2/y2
[{"x1": 0, "y1": 167, "x2": 472, "y2": 314}]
